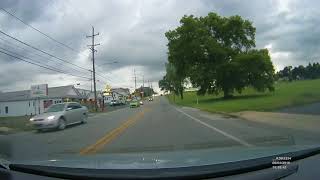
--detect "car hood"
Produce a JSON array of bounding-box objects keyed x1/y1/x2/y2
[
  {"x1": 31, "y1": 112, "x2": 63, "y2": 119},
  {"x1": 9, "y1": 145, "x2": 320, "y2": 169}
]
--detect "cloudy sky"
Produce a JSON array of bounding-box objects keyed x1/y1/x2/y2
[{"x1": 0, "y1": 0, "x2": 319, "y2": 92}]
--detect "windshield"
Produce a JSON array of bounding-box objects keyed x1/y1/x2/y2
[
  {"x1": 46, "y1": 104, "x2": 65, "y2": 112},
  {"x1": 0, "y1": 0, "x2": 320, "y2": 174}
]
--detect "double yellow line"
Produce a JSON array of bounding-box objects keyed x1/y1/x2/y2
[{"x1": 79, "y1": 107, "x2": 150, "y2": 155}]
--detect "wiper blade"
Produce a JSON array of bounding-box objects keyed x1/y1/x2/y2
[
  {"x1": 0, "y1": 158, "x2": 10, "y2": 170},
  {"x1": 8, "y1": 146, "x2": 320, "y2": 180}
]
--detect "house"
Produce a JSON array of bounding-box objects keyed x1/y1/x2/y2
[
  {"x1": 103, "y1": 88, "x2": 130, "y2": 104},
  {"x1": 0, "y1": 85, "x2": 89, "y2": 117}
]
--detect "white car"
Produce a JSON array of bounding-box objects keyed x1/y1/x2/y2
[
  {"x1": 29, "y1": 102, "x2": 88, "y2": 131},
  {"x1": 139, "y1": 100, "x2": 144, "y2": 105},
  {"x1": 109, "y1": 100, "x2": 120, "y2": 106}
]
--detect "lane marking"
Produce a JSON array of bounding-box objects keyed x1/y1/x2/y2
[
  {"x1": 174, "y1": 107, "x2": 254, "y2": 147},
  {"x1": 79, "y1": 107, "x2": 150, "y2": 155}
]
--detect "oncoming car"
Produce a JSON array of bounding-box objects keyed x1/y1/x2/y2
[{"x1": 29, "y1": 102, "x2": 88, "y2": 131}]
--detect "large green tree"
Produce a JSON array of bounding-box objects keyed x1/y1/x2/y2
[
  {"x1": 158, "y1": 63, "x2": 185, "y2": 99},
  {"x1": 164, "y1": 12, "x2": 275, "y2": 98}
]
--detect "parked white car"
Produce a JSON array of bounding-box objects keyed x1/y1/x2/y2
[
  {"x1": 29, "y1": 102, "x2": 88, "y2": 131},
  {"x1": 109, "y1": 100, "x2": 120, "y2": 106}
]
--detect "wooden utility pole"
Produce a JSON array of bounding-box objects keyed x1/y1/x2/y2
[
  {"x1": 87, "y1": 26, "x2": 100, "y2": 112},
  {"x1": 134, "y1": 69, "x2": 137, "y2": 90},
  {"x1": 89, "y1": 70, "x2": 93, "y2": 92},
  {"x1": 142, "y1": 75, "x2": 144, "y2": 87}
]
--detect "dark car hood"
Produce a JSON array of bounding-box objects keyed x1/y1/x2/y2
[{"x1": 10, "y1": 145, "x2": 320, "y2": 169}]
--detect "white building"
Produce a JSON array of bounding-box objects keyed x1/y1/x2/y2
[
  {"x1": 0, "y1": 85, "x2": 88, "y2": 117},
  {"x1": 104, "y1": 88, "x2": 130, "y2": 104}
]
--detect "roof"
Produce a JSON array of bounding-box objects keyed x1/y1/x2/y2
[
  {"x1": 0, "y1": 85, "x2": 87, "y2": 102},
  {"x1": 111, "y1": 88, "x2": 130, "y2": 95},
  {"x1": 77, "y1": 88, "x2": 91, "y2": 98},
  {"x1": 87, "y1": 91, "x2": 103, "y2": 100},
  {"x1": 0, "y1": 90, "x2": 30, "y2": 102}
]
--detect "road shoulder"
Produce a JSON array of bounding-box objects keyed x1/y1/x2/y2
[{"x1": 233, "y1": 111, "x2": 320, "y2": 133}]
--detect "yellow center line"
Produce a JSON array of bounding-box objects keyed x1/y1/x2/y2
[{"x1": 79, "y1": 106, "x2": 151, "y2": 155}]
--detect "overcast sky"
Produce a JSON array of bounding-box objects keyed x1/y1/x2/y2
[{"x1": 0, "y1": 0, "x2": 319, "y2": 92}]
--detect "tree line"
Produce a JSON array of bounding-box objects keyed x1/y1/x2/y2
[
  {"x1": 276, "y1": 63, "x2": 320, "y2": 81},
  {"x1": 159, "y1": 12, "x2": 275, "y2": 99}
]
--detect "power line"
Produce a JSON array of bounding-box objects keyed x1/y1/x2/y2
[
  {"x1": 0, "y1": 8, "x2": 85, "y2": 55},
  {"x1": 0, "y1": 49, "x2": 91, "y2": 80},
  {"x1": 0, "y1": 38, "x2": 90, "y2": 77},
  {"x1": 0, "y1": 36, "x2": 90, "y2": 78},
  {"x1": 0, "y1": 46, "x2": 67, "y2": 74},
  {"x1": 95, "y1": 72, "x2": 116, "y2": 84},
  {"x1": 0, "y1": 29, "x2": 90, "y2": 73},
  {"x1": 0, "y1": 36, "x2": 53, "y2": 62},
  {"x1": 95, "y1": 66, "x2": 118, "y2": 84}
]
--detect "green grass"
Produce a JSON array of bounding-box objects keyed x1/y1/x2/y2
[
  {"x1": 0, "y1": 116, "x2": 34, "y2": 133},
  {"x1": 168, "y1": 79, "x2": 320, "y2": 113}
]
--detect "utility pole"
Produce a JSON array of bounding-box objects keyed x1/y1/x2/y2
[
  {"x1": 134, "y1": 69, "x2": 137, "y2": 90},
  {"x1": 89, "y1": 70, "x2": 93, "y2": 92},
  {"x1": 142, "y1": 75, "x2": 144, "y2": 87},
  {"x1": 87, "y1": 26, "x2": 100, "y2": 112}
]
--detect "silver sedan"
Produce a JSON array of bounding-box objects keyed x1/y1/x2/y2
[{"x1": 29, "y1": 102, "x2": 88, "y2": 131}]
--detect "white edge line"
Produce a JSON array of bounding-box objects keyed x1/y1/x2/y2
[{"x1": 174, "y1": 107, "x2": 254, "y2": 147}]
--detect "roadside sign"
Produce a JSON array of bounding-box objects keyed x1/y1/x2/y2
[
  {"x1": 30, "y1": 84, "x2": 48, "y2": 97},
  {"x1": 103, "y1": 84, "x2": 112, "y2": 96}
]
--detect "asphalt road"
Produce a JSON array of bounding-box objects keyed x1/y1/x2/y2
[{"x1": 1, "y1": 97, "x2": 320, "y2": 161}]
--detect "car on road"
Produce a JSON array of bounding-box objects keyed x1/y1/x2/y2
[
  {"x1": 130, "y1": 100, "x2": 140, "y2": 108},
  {"x1": 139, "y1": 100, "x2": 144, "y2": 105},
  {"x1": 29, "y1": 102, "x2": 88, "y2": 131},
  {"x1": 148, "y1": 97, "x2": 153, "y2": 101},
  {"x1": 109, "y1": 100, "x2": 120, "y2": 106}
]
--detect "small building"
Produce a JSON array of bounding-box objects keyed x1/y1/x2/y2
[
  {"x1": 103, "y1": 88, "x2": 130, "y2": 104},
  {"x1": 0, "y1": 85, "x2": 88, "y2": 117}
]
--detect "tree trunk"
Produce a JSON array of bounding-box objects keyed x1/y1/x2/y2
[
  {"x1": 180, "y1": 88, "x2": 184, "y2": 99},
  {"x1": 173, "y1": 92, "x2": 175, "y2": 102},
  {"x1": 223, "y1": 88, "x2": 233, "y2": 99}
]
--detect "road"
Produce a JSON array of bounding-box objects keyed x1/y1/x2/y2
[{"x1": 1, "y1": 97, "x2": 320, "y2": 161}]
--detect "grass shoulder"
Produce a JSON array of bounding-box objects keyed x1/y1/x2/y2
[
  {"x1": 0, "y1": 116, "x2": 34, "y2": 134},
  {"x1": 168, "y1": 79, "x2": 320, "y2": 113}
]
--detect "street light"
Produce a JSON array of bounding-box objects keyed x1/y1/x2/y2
[{"x1": 100, "y1": 61, "x2": 118, "y2": 66}]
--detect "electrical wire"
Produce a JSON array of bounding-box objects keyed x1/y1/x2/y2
[
  {"x1": 0, "y1": 8, "x2": 86, "y2": 55},
  {"x1": 0, "y1": 50, "x2": 91, "y2": 80},
  {"x1": 0, "y1": 29, "x2": 90, "y2": 72}
]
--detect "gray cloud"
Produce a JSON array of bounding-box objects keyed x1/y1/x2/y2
[{"x1": 0, "y1": 0, "x2": 319, "y2": 92}]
